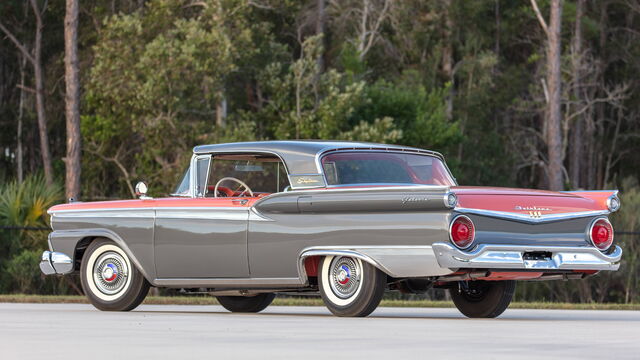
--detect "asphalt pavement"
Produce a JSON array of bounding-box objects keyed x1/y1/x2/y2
[{"x1": 1, "y1": 303, "x2": 638, "y2": 359}]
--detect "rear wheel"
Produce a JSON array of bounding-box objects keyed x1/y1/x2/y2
[
  {"x1": 449, "y1": 280, "x2": 515, "y2": 318},
  {"x1": 216, "y1": 293, "x2": 276, "y2": 313},
  {"x1": 80, "y1": 238, "x2": 150, "y2": 311},
  {"x1": 318, "y1": 256, "x2": 386, "y2": 317}
]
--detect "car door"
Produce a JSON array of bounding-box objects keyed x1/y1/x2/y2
[{"x1": 154, "y1": 154, "x2": 250, "y2": 278}]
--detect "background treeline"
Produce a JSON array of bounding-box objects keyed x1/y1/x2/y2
[{"x1": 0, "y1": 0, "x2": 638, "y2": 302}]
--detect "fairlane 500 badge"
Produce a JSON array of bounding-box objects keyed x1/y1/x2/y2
[
  {"x1": 514, "y1": 206, "x2": 551, "y2": 211},
  {"x1": 514, "y1": 205, "x2": 551, "y2": 219}
]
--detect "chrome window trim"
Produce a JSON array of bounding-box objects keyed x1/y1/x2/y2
[
  {"x1": 189, "y1": 150, "x2": 292, "y2": 196},
  {"x1": 449, "y1": 215, "x2": 475, "y2": 250},
  {"x1": 191, "y1": 154, "x2": 212, "y2": 198},
  {"x1": 454, "y1": 207, "x2": 610, "y2": 224},
  {"x1": 587, "y1": 217, "x2": 614, "y2": 252}
]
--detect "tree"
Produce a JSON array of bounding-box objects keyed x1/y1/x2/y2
[
  {"x1": 64, "y1": 0, "x2": 81, "y2": 201},
  {"x1": 84, "y1": 0, "x2": 237, "y2": 196},
  {"x1": 530, "y1": 0, "x2": 564, "y2": 191},
  {"x1": 0, "y1": 0, "x2": 53, "y2": 185}
]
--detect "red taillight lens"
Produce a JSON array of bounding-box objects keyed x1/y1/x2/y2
[
  {"x1": 590, "y1": 218, "x2": 614, "y2": 251},
  {"x1": 450, "y1": 215, "x2": 475, "y2": 249}
]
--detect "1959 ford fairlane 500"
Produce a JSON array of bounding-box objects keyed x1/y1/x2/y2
[{"x1": 40, "y1": 141, "x2": 622, "y2": 318}]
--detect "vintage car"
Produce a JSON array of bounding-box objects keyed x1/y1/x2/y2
[{"x1": 40, "y1": 141, "x2": 622, "y2": 318}]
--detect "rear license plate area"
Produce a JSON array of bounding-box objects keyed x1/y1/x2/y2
[{"x1": 523, "y1": 251, "x2": 552, "y2": 261}]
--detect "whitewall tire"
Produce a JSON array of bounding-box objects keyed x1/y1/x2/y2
[
  {"x1": 80, "y1": 238, "x2": 150, "y2": 311},
  {"x1": 318, "y1": 255, "x2": 386, "y2": 317}
]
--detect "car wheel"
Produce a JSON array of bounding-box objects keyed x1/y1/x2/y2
[
  {"x1": 216, "y1": 293, "x2": 276, "y2": 313},
  {"x1": 449, "y1": 280, "x2": 515, "y2": 318},
  {"x1": 80, "y1": 238, "x2": 150, "y2": 311},
  {"x1": 318, "y1": 255, "x2": 386, "y2": 317}
]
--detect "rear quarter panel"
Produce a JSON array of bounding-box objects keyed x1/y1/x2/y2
[{"x1": 249, "y1": 187, "x2": 453, "y2": 278}]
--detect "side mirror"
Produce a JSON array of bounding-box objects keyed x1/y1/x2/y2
[{"x1": 135, "y1": 182, "x2": 151, "y2": 199}]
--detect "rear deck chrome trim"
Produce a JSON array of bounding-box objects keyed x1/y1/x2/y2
[
  {"x1": 432, "y1": 242, "x2": 622, "y2": 271},
  {"x1": 454, "y1": 207, "x2": 609, "y2": 224}
]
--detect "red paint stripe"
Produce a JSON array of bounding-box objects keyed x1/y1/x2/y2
[{"x1": 49, "y1": 197, "x2": 260, "y2": 212}]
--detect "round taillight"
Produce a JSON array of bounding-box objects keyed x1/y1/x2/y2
[
  {"x1": 450, "y1": 215, "x2": 475, "y2": 249},
  {"x1": 589, "y1": 218, "x2": 614, "y2": 251}
]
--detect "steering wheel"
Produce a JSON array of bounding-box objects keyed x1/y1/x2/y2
[
  {"x1": 208, "y1": 185, "x2": 234, "y2": 197},
  {"x1": 214, "y1": 177, "x2": 254, "y2": 198}
]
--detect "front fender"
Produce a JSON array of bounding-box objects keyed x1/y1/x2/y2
[{"x1": 48, "y1": 228, "x2": 155, "y2": 282}]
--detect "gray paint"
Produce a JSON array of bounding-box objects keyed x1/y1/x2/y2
[
  {"x1": 249, "y1": 188, "x2": 453, "y2": 278},
  {"x1": 154, "y1": 208, "x2": 249, "y2": 278}
]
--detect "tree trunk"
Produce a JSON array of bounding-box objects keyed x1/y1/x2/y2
[
  {"x1": 588, "y1": 1, "x2": 609, "y2": 190},
  {"x1": 216, "y1": 90, "x2": 227, "y2": 128},
  {"x1": 545, "y1": 0, "x2": 564, "y2": 191},
  {"x1": 17, "y1": 55, "x2": 26, "y2": 183},
  {"x1": 31, "y1": 0, "x2": 54, "y2": 185},
  {"x1": 442, "y1": 0, "x2": 454, "y2": 121},
  {"x1": 569, "y1": 0, "x2": 584, "y2": 189},
  {"x1": 316, "y1": 0, "x2": 325, "y2": 72},
  {"x1": 64, "y1": 0, "x2": 82, "y2": 201}
]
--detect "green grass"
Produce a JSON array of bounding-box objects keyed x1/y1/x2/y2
[{"x1": 1, "y1": 294, "x2": 639, "y2": 310}]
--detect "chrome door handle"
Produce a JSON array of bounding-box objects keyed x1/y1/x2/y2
[{"x1": 232, "y1": 199, "x2": 248, "y2": 205}]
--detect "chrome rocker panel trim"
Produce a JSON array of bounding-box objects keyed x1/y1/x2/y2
[
  {"x1": 40, "y1": 251, "x2": 74, "y2": 275},
  {"x1": 432, "y1": 242, "x2": 622, "y2": 271}
]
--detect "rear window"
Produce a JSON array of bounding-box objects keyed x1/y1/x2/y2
[{"x1": 321, "y1": 152, "x2": 455, "y2": 186}]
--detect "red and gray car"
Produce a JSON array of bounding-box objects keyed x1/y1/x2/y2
[{"x1": 40, "y1": 141, "x2": 622, "y2": 317}]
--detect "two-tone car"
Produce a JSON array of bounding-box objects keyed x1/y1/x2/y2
[{"x1": 40, "y1": 141, "x2": 622, "y2": 317}]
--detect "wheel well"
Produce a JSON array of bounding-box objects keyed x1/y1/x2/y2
[{"x1": 73, "y1": 237, "x2": 97, "y2": 271}]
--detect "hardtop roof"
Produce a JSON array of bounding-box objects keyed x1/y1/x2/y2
[{"x1": 193, "y1": 140, "x2": 445, "y2": 175}]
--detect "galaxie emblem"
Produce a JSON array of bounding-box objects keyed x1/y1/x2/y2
[
  {"x1": 296, "y1": 177, "x2": 319, "y2": 185},
  {"x1": 402, "y1": 196, "x2": 429, "y2": 204}
]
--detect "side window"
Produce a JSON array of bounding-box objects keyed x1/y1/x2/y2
[
  {"x1": 195, "y1": 156, "x2": 211, "y2": 197},
  {"x1": 172, "y1": 167, "x2": 191, "y2": 196},
  {"x1": 206, "y1": 154, "x2": 289, "y2": 197}
]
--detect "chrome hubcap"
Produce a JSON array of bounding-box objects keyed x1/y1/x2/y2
[
  {"x1": 329, "y1": 257, "x2": 361, "y2": 299},
  {"x1": 93, "y1": 251, "x2": 129, "y2": 295}
]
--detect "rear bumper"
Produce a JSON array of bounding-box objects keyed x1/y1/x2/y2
[
  {"x1": 432, "y1": 243, "x2": 622, "y2": 271},
  {"x1": 39, "y1": 251, "x2": 74, "y2": 275}
]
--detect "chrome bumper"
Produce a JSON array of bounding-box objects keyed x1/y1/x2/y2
[
  {"x1": 39, "y1": 251, "x2": 74, "y2": 275},
  {"x1": 432, "y1": 243, "x2": 622, "y2": 271}
]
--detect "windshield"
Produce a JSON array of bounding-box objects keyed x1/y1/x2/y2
[{"x1": 321, "y1": 152, "x2": 455, "y2": 186}]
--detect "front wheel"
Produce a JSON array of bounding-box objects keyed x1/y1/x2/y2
[
  {"x1": 449, "y1": 280, "x2": 515, "y2": 318},
  {"x1": 80, "y1": 238, "x2": 150, "y2": 311},
  {"x1": 318, "y1": 256, "x2": 386, "y2": 317},
  {"x1": 216, "y1": 293, "x2": 276, "y2": 313}
]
